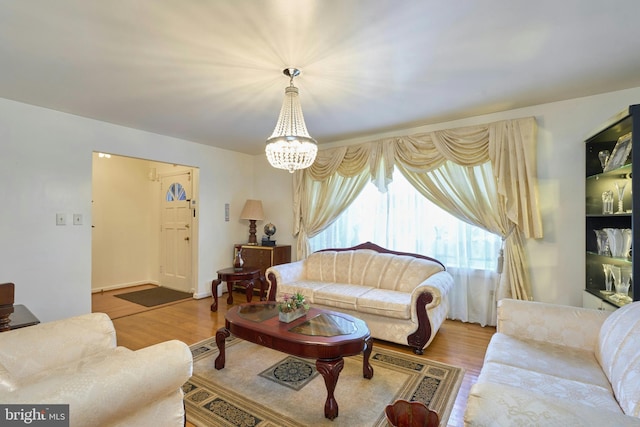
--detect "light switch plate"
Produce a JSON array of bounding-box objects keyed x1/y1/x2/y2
[
  {"x1": 56, "y1": 213, "x2": 66, "y2": 226},
  {"x1": 73, "y1": 214, "x2": 83, "y2": 225}
]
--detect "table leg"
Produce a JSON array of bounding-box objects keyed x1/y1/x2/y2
[
  {"x1": 258, "y1": 276, "x2": 267, "y2": 301},
  {"x1": 210, "y1": 279, "x2": 221, "y2": 312},
  {"x1": 244, "y1": 280, "x2": 254, "y2": 302},
  {"x1": 363, "y1": 336, "x2": 374, "y2": 379},
  {"x1": 316, "y1": 357, "x2": 344, "y2": 420},
  {"x1": 214, "y1": 327, "x2": 230, "y2": 370},
  {"x1": 226, "y1": 281, "x2": 234, "y2": 305}
]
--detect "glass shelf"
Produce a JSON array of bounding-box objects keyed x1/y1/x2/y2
[
  {"x1": 586, "y1": 252, "x2": 632, "y2": 264},
  {"x1": 586, "y1": 164, "x2": 632, "y2": 181},
  {"x1": 584, "y1": 288, "x2": 633, "y2": 308}
]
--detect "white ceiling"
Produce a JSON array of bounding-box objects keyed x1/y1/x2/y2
[{"x1": 2, "y1": 1, "x2": 640, "y2": 155}]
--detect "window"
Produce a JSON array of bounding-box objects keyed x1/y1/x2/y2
[
  {"x1": 309, "y1": 171, "x2": 501, "y2": 270},
  {"x1": 166, "y1": 183, "x2": 187, "y2": 202}
]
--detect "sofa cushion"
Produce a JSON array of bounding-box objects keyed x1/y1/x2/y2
[
  {"x1": 466, "y1": 382, "x2": 640, "y2": 427},
  {"x1": 305, "y1": 251, "x2": 334, "y2": 282},
  {"x1": 355, "y1": 288, "x2": 412, "y2": 319},
  {"x1": 0, "y1": 362, "x2": 16, "y2": 392},
  {"x1": 478, "y1": 362, "x2": 620, "y2": 413},
  {"x1": 276, "y1": 280, "x2": 331, "y2": 304},
  {"x1": 396, "y1": 258, "x2": 444, "y2": 293},
  {"x1": 362, "y1": 253, "x2": 396, "y2": 288},
  {"x1": 487, "y1": 333, "x2": 611, "y2": 389},
  {"x1": 597, "y1": 301, "x2": 640, "y2": 417},
  {"x1": 480, "y1": 333, "x2": 621, "y2": 413},
  {"x1": 313, "y1": 283, "x2": 374, "y2": 311}
]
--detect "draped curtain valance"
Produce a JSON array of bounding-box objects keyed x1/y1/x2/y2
[{"x1": 293, "y1": 116, "x2": 542, "y2": 302}]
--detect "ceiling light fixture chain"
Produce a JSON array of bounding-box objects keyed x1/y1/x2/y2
[{"x1": 265, "y1": 68, "x2": 318, "y2": 173}]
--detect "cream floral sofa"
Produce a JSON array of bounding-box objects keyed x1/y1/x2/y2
[
  {"x1": 465, "y1": 299, "x2": 640, "y2": 426},
  {"x1": 0, "y1": 312, "x2": 193, "y2": 427},
  {"x1": 265, "y1": 242, "x2": 454, "y2": 354}
]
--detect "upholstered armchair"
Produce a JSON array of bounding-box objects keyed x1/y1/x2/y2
[{"x1": 0, "y1": 312, "x2": 192, "y2": 427}]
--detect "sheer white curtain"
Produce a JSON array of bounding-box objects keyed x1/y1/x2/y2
[{"x1": 310, "y1": 171, "x2": 501, "y2": 325}]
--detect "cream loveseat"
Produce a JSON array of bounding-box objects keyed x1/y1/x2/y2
[
  {"x1": 265, "y1": 242, "x2": 454, "y2": 354},
  {"x1": 465, "y1": 299, "x2": 640, "y2": 426},
  {"x1": 0, "y1": 312, "x2": 193, "y2": 427}
]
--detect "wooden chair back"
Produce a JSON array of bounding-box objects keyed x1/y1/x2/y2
[
  {"x1": 384, "y1": 400, "x2": 439, "y2": 427},
  {"x1": 0, "y1": 282, "x2": 15, "y2": 332}
]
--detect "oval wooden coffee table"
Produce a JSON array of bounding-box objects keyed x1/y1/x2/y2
[{"x1": 215, "y1": 302, "x2": 374, "y2": 420}]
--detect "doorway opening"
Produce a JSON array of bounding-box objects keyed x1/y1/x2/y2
[{"x1": 91, "y1": 153, "x2": 200, "y2": 309}]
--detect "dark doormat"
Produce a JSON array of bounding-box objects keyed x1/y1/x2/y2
[{"x1": 114, "y1": 287, "x2": 193, "y2": 307}]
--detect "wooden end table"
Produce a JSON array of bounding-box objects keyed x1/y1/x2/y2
[
  {"x1": 210, "y1": 267, "x2": 267, "y2": 312},
  {"x1": 1, "y1": 305, "x2": 40, "y2": 332},
  {"x1": 215, "y1": 302, "x2": 373, "y2": 420}
]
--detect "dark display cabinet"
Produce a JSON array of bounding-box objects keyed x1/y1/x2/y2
[{"x1": 585, "y1": 104, "x2": 640, "y2": 310}]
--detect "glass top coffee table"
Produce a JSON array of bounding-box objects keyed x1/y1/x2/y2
[{"x1": 214, "y1": 302, "x2": 374, "y2": 420}]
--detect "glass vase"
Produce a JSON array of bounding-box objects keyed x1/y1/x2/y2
[{"x1": 602, "y1": 263, "x2": 614, "y2": 294}]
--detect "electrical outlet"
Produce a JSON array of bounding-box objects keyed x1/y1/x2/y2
[
  {"x1": 73, "y1": 214, "x2": 83, "y2": 225},
  {"x1": 56, "y1": 213, "x2": 66, "y2": 226}
]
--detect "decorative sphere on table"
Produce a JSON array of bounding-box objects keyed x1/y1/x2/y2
[{"x1": 264, "y1": 223, "x2": 276, "y2": 239}]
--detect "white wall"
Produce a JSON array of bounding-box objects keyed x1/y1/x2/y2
[
  {"x1": 3, "y1": 86, "x2": 640, "y2": 322},
  {"x1": 254, "y1": 86, "x2": 640, "y2": 308},
  {"x1": 252, "y1": 155, "x2": 297, "y2": 254},
  {"x1": 0, "y1": 98, "x2": 254, "y2": 322}
]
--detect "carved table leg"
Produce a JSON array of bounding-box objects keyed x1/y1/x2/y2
[
  {"x1": 258, "y1": 276, "x2": 267, "y2": 301},
  {"x1": 226, "y1": 281, "x2": 234, "y2": 305},
  {"x1": 244, "y1": 280, "x2": 254, "y2": 303},
  {"x1": 214, "y1": 327, "x2": 230, "y2": 370},
  {"x1": 362, "y1": 336, "x2": 374, "y2": 379},
  {"x1": 316, "y1": 357, "x2": 344, "y2": 420},
  {"x1": 210, "y1": 279, "x2": 221, "y2": 312}
]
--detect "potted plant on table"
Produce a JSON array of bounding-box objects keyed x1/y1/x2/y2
[{"x1": 277, "y1": 292, "x2": 310, "y2": 323}]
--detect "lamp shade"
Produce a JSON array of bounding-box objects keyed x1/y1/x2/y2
[{"x1": 240, "y1": 199, "x2": 264, "y2": 221}]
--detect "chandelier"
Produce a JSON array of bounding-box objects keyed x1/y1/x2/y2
[{"x1": 265, "y1": 68, "x2": 317, "y2": 173}]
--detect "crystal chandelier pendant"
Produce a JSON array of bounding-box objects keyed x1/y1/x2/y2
[{"x1": 265, "y1": 68, "x2": 318, "y2": 173}]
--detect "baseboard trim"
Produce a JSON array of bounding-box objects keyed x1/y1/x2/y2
[{"x1": 91, "y1": 280, "x2": 160, "y2": 294}]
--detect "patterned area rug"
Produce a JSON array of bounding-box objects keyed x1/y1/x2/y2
[{"x1": 183, "y1": 337, "x2": 464, "y2": 427}]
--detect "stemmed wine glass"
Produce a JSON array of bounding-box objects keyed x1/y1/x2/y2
[{"x1": 615, "y1": 181, "x2": 628, "y2": 214}]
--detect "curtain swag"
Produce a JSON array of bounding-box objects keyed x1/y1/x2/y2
[{"x1": 293, "y1": 117, "x2": 542, "y2": 302}]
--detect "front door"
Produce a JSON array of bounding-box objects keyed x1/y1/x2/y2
[{"x1": 160, "y1": 171, "x2": 193, "y2": 292}]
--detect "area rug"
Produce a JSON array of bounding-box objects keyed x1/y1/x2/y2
[
  {"x1": 114, "y1": 286, "x2": 192, "y2": 307},
  {"x1": 183, "y1": 336, "x2": 464, "y2": 427}
]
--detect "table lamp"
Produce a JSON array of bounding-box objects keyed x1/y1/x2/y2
[{"x1": 240, "y1": 199, "x2": 264, "y2": 245}]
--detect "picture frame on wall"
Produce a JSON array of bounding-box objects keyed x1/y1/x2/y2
[{"x1": 604, "y1": 132, "x2": 632, "y2": 172}]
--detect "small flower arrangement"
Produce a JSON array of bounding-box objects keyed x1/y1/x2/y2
[{"x1": 277, "y1": 292, "x2": 310, "y2": 313}]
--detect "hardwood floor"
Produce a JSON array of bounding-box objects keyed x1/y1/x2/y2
[{"x1": 93, "y1": 288, "x2": 495, "y2": 427}]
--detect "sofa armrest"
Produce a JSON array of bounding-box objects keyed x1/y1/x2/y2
[
  {"x1": 409, "y1": 271, "x2": 454, "y2": 314},
  {"x1": 266, "y1": 260, "x2": 306, "y2": 300},
  {"x1": 497, "y1": 299, "x2": 610, "y2": 351},
  {"x1": 0, "y1": 313, "x2": 116, "y2": 380},
  {"x1": 5, "y1": 340, "x2": 193, "y2": 426}
]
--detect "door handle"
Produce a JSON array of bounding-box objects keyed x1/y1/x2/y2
[{"x1": 184, "y1": 237, "x2": 190, "y2": 241}]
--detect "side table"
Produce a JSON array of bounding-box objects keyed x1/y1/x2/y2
[
  {"x1": 210, "y1": 267, "x2": 266, "y2": 312},
  {"x1": 3, "y1": 305, "x2": 40, "y2": 331}
]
